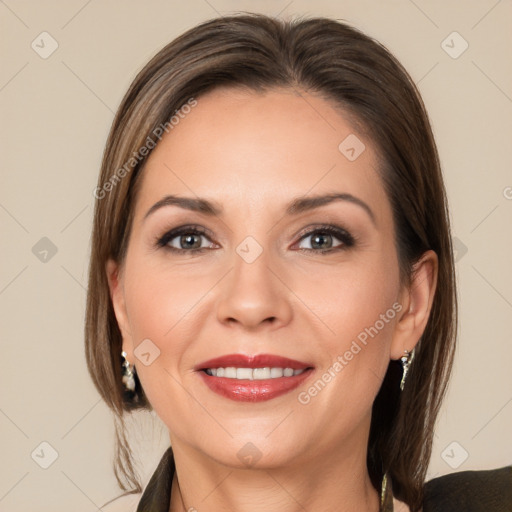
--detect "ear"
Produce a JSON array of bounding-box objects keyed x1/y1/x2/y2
[
  {"x1": 106, "y1": 259, "x2": 134, "y2": 360},
  {"x1": 390, "y1": 250, "x2": 438, "y2": 360}
]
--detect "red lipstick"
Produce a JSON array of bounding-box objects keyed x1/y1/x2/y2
[{"x1": 195, "y1": 353, "x2": 315, "y2": 402}]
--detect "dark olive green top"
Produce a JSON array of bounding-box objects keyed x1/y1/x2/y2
[{"x1": 134, "y1": 446, "x2": 512, "y2": 511}]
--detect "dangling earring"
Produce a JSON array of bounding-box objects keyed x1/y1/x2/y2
[
  {"x1": 380, "y1": 471, "x2": 394, "y2": 511},
  {"x1": 121, "y1": 350, "x2": 136, "y2": 392},
  {"x1": 399, "y1": 348, "x2": 415, "y2": 391},
  {"x1": 379, "y1": 349, "x2": 415, "y2": 510}
]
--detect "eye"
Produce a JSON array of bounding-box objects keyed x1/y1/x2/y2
[
  {"x1": 295, "y1": 225, "x2": 355, "y2": 253},
  {"x1": 155, "y1": 224, "x2": 356, "y2": 254},
  {"x1": 156, "y1": 225, "x2": 216, "y2": 253}
]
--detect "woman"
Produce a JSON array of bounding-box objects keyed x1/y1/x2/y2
[{"x1": 85, "y1": 13, "x2": 511, "y2": 512}]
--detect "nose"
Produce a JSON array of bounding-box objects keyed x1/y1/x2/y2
[{"x1": 216, "y1": 246, "x2": 293, "y2": 331}]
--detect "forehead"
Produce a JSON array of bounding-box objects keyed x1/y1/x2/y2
[{"x1": 133, "y1": 87, "x2": 389, "y2": 223}]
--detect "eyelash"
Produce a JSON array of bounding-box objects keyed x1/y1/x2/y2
[{"x1": 155, "y1": 224, "x2": 356, "y2": 255}]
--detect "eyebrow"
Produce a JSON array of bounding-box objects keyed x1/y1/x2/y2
[{"x1": 143, "y1": 192, "x2": 376, "y2": 225}]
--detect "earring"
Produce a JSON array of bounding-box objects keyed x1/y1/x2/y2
[
  {"x1": 399, "y1": 348, "x2": 415, "y2": 391},
  {"x1": 121, "y1": 350, "x2": 136, "y2": 392},
  {"x1": 380, "y1": 472, "x2": 394, "y2": 511}
]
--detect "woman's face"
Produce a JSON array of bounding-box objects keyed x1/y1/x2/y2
[{"x1": 109, "y1": 87, "x2": 407, "y2": 469}]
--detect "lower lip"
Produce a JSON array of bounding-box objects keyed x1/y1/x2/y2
[{"x1": 197, "y1": 368, "x2": 314, "y2": 402}]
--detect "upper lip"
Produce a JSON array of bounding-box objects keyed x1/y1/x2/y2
[{"x1": 194, "y1": 353, "x2": 314, "y2": 371}]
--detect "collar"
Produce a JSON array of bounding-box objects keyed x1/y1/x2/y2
[{"x1": 136, "y1": 446, "x2": 175, "y2": 512}]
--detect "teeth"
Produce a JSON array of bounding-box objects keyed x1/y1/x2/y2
[
  {"x1": 225, "y1": 367, "x2": 237, "y2": 378},
  {"x1": 253, "y1": 367, "x2": 271, "y2": 379},
  {"x1": 236, "y1": 368, "x2": 253, "y2": 380},
  {"x1": 204, "y1": 367, "x2": 306, "y2": 380},
  {"x1": 270, "y1": 367, "x2": 282, "y2": 378}
]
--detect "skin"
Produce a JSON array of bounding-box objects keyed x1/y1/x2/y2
[{"x1": 107, "y1": 87, "x2": 437, "y2": 512}]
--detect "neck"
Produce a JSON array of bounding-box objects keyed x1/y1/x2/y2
[{"x1": 168, "y1": 434, "x2": 380, "y2": 512}]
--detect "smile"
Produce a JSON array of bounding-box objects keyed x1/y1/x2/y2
[{"x1": 195, "y1": 353, "x2": 315, "y2": 402}]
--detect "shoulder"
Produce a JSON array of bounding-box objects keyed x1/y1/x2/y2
[
  {"x1": 100, "y1": 491, "x2": 142, "y2": 511},
  {"x1": 422, "y1": 465, "x2": 512, "y2": 512}
]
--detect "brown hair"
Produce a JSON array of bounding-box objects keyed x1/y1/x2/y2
[{"x1": 85, "y1": 12, "x2": 457, "y2": 511}]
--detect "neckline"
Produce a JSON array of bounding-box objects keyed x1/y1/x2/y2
[{"x1": 136, "y1": 447, "x2": 395, "y2": 512}]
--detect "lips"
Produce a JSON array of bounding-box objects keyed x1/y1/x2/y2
[{"x1": 194, "y1": 353, "x2": 315, "y2": 402}]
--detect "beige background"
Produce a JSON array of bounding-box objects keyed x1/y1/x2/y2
[{"x1": 1, "y1": 0, "x2": 511, "y2": 510}]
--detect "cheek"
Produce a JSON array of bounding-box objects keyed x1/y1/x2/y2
[
  {"x1": 120, "y1": 257, "x2": 194, "y2": 388},
  {"x1": 123, "y1": 248, "x2": 213, "y2": 333},
  {"x1": 293, "y1": 250, "x2": 400, "y2": 413},
  {"x1": 121, "y1": 273, "x2": 199, "y2": 437},
  {"x1": 296, "y1": 251, "x2": 399, "y2": 348},
  {"x1": 120, "y1": 253, "x2": 233, "y2": 408}
]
